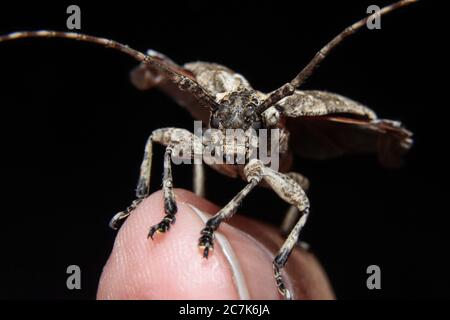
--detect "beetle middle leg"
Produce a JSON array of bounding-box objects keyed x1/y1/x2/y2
[
  {"x1": 193, "y1": 163, "x2": 205, "y2": 197},
  {"x1": 109, "y1": 128, "x2": 198, "y2": 232},
  {"x1": 108, "y1": 133, "x2": 154, "y2": 230}
]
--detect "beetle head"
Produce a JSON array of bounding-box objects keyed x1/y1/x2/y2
[{"x1": 210, "y1": 89, "x2": 263, "y2": 130}]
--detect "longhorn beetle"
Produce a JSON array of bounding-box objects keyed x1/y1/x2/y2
[{"x1": 0, "y1": 0, "x2": 417, "y2": 299}]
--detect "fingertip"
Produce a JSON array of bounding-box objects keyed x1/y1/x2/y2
[
  {"x1": 97, "y1": 190, "x2": 240, "y2": 299},
  {"x1": 97, "y1": 189, "x2": 335, "y2": 300}
]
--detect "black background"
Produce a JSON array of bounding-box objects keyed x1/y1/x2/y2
[{"x1": 0, "y1": 1, "x2": 447, "y2": 299}]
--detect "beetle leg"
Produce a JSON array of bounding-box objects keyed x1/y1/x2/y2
[
  {"x1": 193, "y1": 163, "x2": 205, "y2": 197},
  {"x1": 110, "y1": 127, "x2": 197, "y2": 231},
  {"x1": 280, "y1": 172, "x2": 310, "y2": 235},
  {"x1": 198, "y1": 159, "x2": 263, "y2": 258},
  {"x1": 147, "y1": 144, "x2": 178, "y2": 239},
  {"x1": 259, "y1": 165, "x2": 310, "y2": 300},
  {"x1": 109, "y1": 133, "x2": 154, "y2": 230},
  {"x1": 273, "y1": 209, "x2": 310, "y2": 300},
  {"x1": 144, "y1": 128, "x2": 199, "y2": 238}
]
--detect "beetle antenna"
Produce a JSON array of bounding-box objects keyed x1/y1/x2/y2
[
  {"x1": 0, "y1": 30, "x2": 219, "y2": 110},
  {"x1": 256, "y1": 0, "x2": 419, "y2": 115}
]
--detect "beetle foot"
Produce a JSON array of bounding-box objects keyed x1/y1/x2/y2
[
  {"x1": 109, "y1": 198, "x2": 143, "y2": 230},
  {"x1": 273, "y1": 264, "x2": 292, "y2": 300},
  {"x1": 198, "y1": 226, "x2": 215, "y2": 258},
  {"x1": 147, "y1": 214, "x2": 176, "y2": 239}
]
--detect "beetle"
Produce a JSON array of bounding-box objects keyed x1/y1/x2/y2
[{"x1": 0, "y1": 0, "x2": 417, "y2": 299}]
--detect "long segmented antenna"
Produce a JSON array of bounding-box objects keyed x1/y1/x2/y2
[
  {"x1": 257, "y1": 0, "x2": 418, "y2": 114},
  {"x1": 0, "y1": 30, "x2": 219, "y2": 110}
]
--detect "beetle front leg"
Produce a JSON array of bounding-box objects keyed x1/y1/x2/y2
[
  {"x1": 260, "y1": 165, "x2": 310, "y2": 300},
  {"x1": 273, "y1": 209, "x2": 310, "y2": 300},
  {"x1": 280, "y1": 171, "x2": 310, "y2": 234},
  {"x1": 110, "y1": 127, "x2": 196, "y2": 231},
  {"x1": 198, "y1": 160, "x2": 263, "y2": 258},
  {"x1": 147, "y1": 144, "x2": 178, "y2": 239}
]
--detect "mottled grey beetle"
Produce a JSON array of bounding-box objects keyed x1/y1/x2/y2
[{"x1": 0, "y1": 0, "x2": 417, "y2": 299}]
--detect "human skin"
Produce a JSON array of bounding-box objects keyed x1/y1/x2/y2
[{"x1": 97, "y1": 189, "x2": 335, "y2": 300}]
